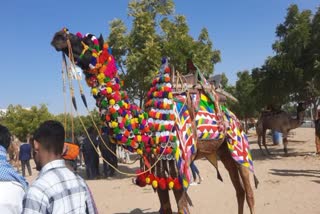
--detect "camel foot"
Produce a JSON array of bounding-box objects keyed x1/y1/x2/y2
[{"x1": 159, "y1": 207, "x2": 173, "y2": 214}]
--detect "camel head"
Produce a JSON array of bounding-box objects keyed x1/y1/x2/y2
[{"x1": 51, "y1": 28, "x2": 104, "y2": 70}]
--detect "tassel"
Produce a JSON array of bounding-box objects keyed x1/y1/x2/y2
[
  {"x1": 216, "y1": 169, "x2": 223, "y2": 182},
  {"x1": 254, "y1": 174, "x2": 259, "y2": 189},
  {"x1": 72, "y1": 96, "x2": 77, "y2": 111},
  {"x1": 81, "y1": 93, "x2": 88, "y2": 108}
]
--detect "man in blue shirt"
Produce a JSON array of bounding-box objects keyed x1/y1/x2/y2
[{"x1": 19, "y1": 139, "x2": 32, "y2": 177}]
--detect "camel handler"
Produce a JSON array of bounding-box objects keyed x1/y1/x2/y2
[
  {"x1": 62, "y1": 139, "x2": 80, "y2": 171},
  {"x1": 315, "y1": 111, "x2": 320, "y2": 154}
]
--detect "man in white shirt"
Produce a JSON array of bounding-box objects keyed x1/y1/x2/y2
[
  {"x1": 22, "y1": 120, "x2": 97, "y2": 214},
  {"x1": 0, "y1": 124, "x2": 28, "y2": 214}
]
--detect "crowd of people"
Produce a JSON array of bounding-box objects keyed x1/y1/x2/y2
[
  {"x1": 0, "y1": 120, "x2": 205, "y2": 213},
  {"x1": 0, "y1": 121, "x2": 99, "y2": 213},
  {"x1": 0, "y1": 120, "x2": 123, "y2": 213}
]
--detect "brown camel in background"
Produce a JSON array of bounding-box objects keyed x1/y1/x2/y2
[
  {"x1": 51, "y1": 28, "x2": 257, "y2": 214},
  {"x1": 8, "y1": 136, "x2": 21, "y2": 172},
  {"x1": 256, "y1": 102, "x2": 307, "y2": 155},
  {"x1": 315, "y1": 117, "x2": 320, "y2": 154}
]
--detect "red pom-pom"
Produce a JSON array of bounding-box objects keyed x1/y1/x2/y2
[
  {"x1": 159, "y1": 177, "x2": 167, "y2": 190},
  {"x1": 173, "y1": 178, "x2": 182, "y2": 190},
  {"x1": 135, "y1": 170, "x2": 149, "y2": 187}
]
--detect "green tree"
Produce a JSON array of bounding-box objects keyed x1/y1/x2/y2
[
  {"x1": 107, "y1": 0, "x2": 220, "y2": 107},
  {"x1": 55, "y1": 108, "x2": 101, "y2": 138},
  {"x1": 231, "y1": 71, "x2": 257, "y2": 132},
  {"x1": 1, "y1": 104, "x2": 53, "y2": 141},
  {"x1": 253, "y1": 4, "x2": 320, "y2": 118}
]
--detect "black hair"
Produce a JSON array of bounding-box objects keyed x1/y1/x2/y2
[
  {"x1": 33, "y1": 120, "x2": 65, "y2": 155},
  {"x1": 0, "y1": 124, "x2": 11, "y2": 150}
]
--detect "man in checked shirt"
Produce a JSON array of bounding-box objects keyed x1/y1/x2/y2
[{"x1": 22, "y1": 120, "x2": 98, "y2": 214}]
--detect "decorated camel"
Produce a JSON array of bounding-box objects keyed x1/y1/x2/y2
[
  {"x1": 256, "y1": 102, "x2": 307, "y2": 155},
  {"x1": 51, "y1": 28, "x2": 258, "y2": 214}
]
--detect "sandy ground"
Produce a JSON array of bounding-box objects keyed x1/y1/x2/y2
[{"x1": 25, "y1": 127, "x2": 320, "y2": 214}]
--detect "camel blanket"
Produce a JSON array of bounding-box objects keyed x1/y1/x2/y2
[
  {"x1": 221, "y1": 106, "x2": 254, "y2": 172},
  {"x1": 174, "y1": 95, "x2": 196, "y2": 189},
  {"x1": 195, "y1": 93, "x2": 224, "y2": 140}
]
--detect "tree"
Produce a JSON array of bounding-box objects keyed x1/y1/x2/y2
[
  {"x1": 231, "y1": 71, "x2": 257, "y2": 132},
  {"x1": 1, "y1": 104, "x2": 53, "y2": 141},
  {"x1": 253, "y1": 4, "x2": 320, "y2": 118},
  {"x1": 55, "y1": 108, "x2": 101, "y2": 138},
  {"x1": 107, "y1": 0, "x2": 220, "y2": 107}
]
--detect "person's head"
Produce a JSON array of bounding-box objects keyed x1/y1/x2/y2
[
  {"x1": 33, "y1": 120, "x2": 65, "y2": 171},
  {"x1": 0, "y1": 124, "x2": 11, "y2": 150}
]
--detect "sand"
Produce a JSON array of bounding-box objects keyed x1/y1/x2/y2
[{"x1": 26, "y1": 127, "x2": 320, "y2": 214}]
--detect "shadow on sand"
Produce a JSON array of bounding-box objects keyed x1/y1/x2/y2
[
  {"x1": 77, "y1": 160, "x2": 140, "y2": 181},
  {"x1": 269, "y1": 168, "x2": 320, "y2": 179},
  {"x1": 248, "y1": 138, "x2": 310, "y2": 161},
  {"x1": 114, "y1": 208, "x2": 178, "y2": 214}
]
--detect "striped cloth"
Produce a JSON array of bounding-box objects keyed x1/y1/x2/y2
[
  {"x1": 174, "y1": 95, "x2": 196, "y2": 189},
  {"x1": 222, "y1": 106, "x2": 254, "y2": 172},
  {"x1": 195, "y1": 93, "x2": 224, "y2": 140}
]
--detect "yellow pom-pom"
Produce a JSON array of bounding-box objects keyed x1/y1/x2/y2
[
  {"x1": 168, "y1": 92, "x2": 173, "y2": 99},
  {"x1": 182, "y1": 179, "x2": 188, "y2": 188},
  {"x1": 106, "y1": 87, "x2": 112, "y2": 94},
  {"x1": 155, "y1": 136, "x2": 160, "y2": 144},
  {"x1": 111, "y1": 121, "x2": 118, "y2": 128},
  {"x1": 109, "y1": 99, "x2": 115, "y2": 105},
  {"x1": 145, "y1": 177, "x2": 151, "y2": 184},
  {"x1": 137, "y1": 149, "x2": 143, "y2": 155},
  {"x1": 92, "y1": 88, "x2": 98, "y2": 95},
  {"x1": 137, "y1": 135, "x2": 142, "y2": 142},
  {"x1": 168, "y1": 181, "x2": 174, "y2": 190},
  {"x1": 152, "y1": 180, "x2": 158, "y2": 188}
]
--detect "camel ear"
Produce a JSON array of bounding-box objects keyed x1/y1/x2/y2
[{"x1": 98, "y1": 34, "x2": 104, "y2": 50}]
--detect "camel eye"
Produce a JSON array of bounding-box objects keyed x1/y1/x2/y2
[{"x1": 56, "y1": 34, "x2": 66, "y2": 42}]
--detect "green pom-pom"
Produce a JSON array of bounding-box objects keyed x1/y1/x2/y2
[
  {"x1": 104, "y1": 77, "x2": 110, "y2": 82},
  {"x1": 101, "y1": 100, "x2": 108, "y2": 108},
  {"x1": 114, "y1": 127, "x2": 121, "y2": 134},
  {"x1": 133, "y1": 129, "x2": 139, "y2": 135}
]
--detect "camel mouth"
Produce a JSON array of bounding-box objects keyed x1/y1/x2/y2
[{"x1": 51, "y1": 40, "x2": 67, "y2": 51}]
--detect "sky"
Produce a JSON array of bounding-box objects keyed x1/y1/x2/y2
[{"x1": 0, "y1": 0, "x2": 319, "y2": 115}]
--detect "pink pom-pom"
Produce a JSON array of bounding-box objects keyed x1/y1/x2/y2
[{"x1": 76, "y1": 32, "x2": 83, "y2": 38}]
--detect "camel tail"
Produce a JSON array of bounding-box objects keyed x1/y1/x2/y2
[
  {"x1": 254, "y1": 174, "x2": 259, "y2": 189},
  {"x1": 217, "y1": 169, "x2": 223, "y2": 182}
]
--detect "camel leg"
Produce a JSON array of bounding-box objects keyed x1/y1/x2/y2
[
  {"x1": 262, "y1": 130, "x2": 271, "y2": 155},
  {"x1": 218, "y1": 144, "x2": 245, "y2": 214},
  {"x1": 257, "y1": 134, "x2": 265, "y2": 155},
  {"x1": 283, "y1": 137, "x2": 288, "y2": 155},
  {"x1": 173, "y1": 189, "x2": 190, "y2": 214},
  {"x1": 157, "y1": 189, "x2": 173, "y2": 214},
  {"x1": 239, "y1": 165, "x2": 255, "y2": 214}
]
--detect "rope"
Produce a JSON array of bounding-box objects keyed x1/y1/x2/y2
[{"x1": 62, "y1": 54, "x2": 68, "y2": 139}]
